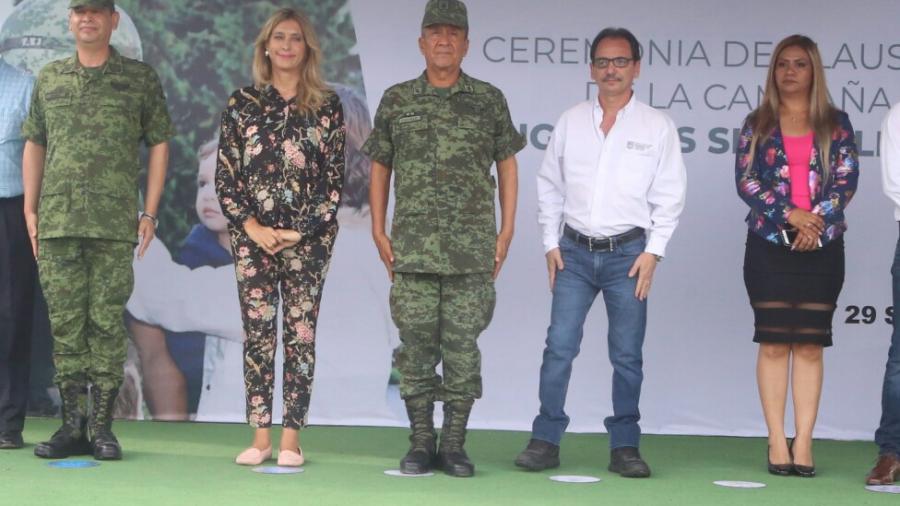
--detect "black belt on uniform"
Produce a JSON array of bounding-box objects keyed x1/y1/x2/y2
[{"x1": 563, "y1": 224, "x2": 645, "y2": 252}]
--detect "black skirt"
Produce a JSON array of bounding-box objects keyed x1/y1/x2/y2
[{"x1": 743, "y1": 230, "x2": 845, "y2": 347}]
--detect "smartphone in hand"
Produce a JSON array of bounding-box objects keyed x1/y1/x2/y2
[{"x1": 781, "y1": 228, "x2": 823, "y2": 249}]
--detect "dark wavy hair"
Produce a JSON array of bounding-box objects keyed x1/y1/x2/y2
[{"x1": 590, "y1": 27, "x2": 642, "y2": 61}]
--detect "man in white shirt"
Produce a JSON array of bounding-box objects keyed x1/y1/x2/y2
[
  {"x1": 515, "y1": 28, "x2": 686, "y2": 478},
  {"x1": 870, "y1": 102, "x2": 900, "y2": 485}
]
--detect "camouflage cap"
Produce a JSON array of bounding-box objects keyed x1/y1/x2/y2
[
  {"x1": 69, "y1": 0, "x2": 115, "y2": 9},
  {"x1": 421, "y1": 0, "x2": 468, "y2": 30}
]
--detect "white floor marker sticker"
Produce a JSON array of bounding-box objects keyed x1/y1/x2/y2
[{"x1": 549, "y1": 475, "x2": 601, "y2": 483}]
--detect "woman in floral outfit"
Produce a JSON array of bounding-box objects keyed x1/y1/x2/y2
[
  {"x1": 215, "y1": 8, "x2": 345, "y2": 467},
  {"x1": 736, "y1": 35, "x2": 858, "y2": 478}
]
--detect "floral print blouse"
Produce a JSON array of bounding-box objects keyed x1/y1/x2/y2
[
  {"x1": 735, "y1": 110, "x2": 859, "y2": 246},
  {"x1": 216, "y1": 85, "x2": 345, "y2": 234}
]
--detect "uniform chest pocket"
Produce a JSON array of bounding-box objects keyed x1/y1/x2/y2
[
  {"x1": 97, "y1": 95, "x2": 138, "y2": 113},
  {"x1": 98, "y1": 96, "x2": 126, "y2": 108},
  {"x1": 43, "y1": 92, "x2": 72, "y2": 111},
  {"x1": 456, "y1": 116, "x2": 492, "y2": 150},
  {"x1": 438, "y1": 115, "x2": 492, "y2": 174},
  {"x1": 392, "y1": 116, "x2": 429, "y2": 156},
  {"x1": 96, "y1": 96, "x2": 140, "y2": 134},
  {"x1": 617, "y1": 145, "x2": 659, "y2": 197},
  {"x1": 41, "y1": 93, "x2": 73, "y2": 130}
]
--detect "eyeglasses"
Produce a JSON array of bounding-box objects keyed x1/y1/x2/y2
[{"x1": 592, "y1": 57, "x2": 634, "y2": 68}]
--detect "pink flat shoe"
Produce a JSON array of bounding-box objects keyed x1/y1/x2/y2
[
  {"x1": 277, "y1": 448, "x2": 304, "y2": 467},
  {"x1": 235, "y1": 446, "x2": 272, "y2": 466}
]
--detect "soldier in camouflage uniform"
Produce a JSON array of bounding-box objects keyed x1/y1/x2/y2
[
  {"x1": 1, "y1": 0, "x2": 145, "y2": 423},
  {"x1": 362, "y1": 0, "x2": 525, "y2": 477},
  {"x1": 21, "y1": 0, "x2": 174, "y2": 461}
]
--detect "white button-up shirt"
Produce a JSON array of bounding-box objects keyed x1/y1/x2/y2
[
  {"x1": 537, "y1": 95, "x2": 687, "y2": 256},
  {"x1": 881, "y1": 102, "x2": 900, "y2": 220}
]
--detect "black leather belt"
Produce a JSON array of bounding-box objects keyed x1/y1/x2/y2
[{"x1": 563, "y1": 225, "x2": 644, "y2": 252}]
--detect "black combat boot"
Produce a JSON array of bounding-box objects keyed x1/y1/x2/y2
[
  {"x1": 437, "y1": 400, "x2": 475, "y2": 477},
  {"x1": 34, "y1": 384, "x2": 91, "y2": 459},
  {"x1": 89, "y1": 386, "x2": 122, "y2": 460},
  {"x1": 399, "y1": 398, "x2": 436, "y2": 474}
]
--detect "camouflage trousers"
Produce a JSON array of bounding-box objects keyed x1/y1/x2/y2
[
  {"x1": 231, "y1": 224, "x2": 337, "y2": 429},
  {"x1": 390, "y1": 272, "x2": 496, "y2": 403},
  {"x1": 38, "y1": 238, "x2": 133, "y2": 391}
]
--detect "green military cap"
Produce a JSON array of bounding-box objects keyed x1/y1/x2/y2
[
  {"x1": 421, "y1": 0, "x2": 468, "y2": 30},
  {"x1": 69, "y1": 0, "x2": 115, "y2": 9}
]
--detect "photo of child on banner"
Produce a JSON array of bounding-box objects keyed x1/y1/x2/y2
[{"x1": 2, "y1": 0, "x2": 391, "y2": 422}]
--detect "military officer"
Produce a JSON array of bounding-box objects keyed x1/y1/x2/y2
[
  {"x1": 21, "y1": 0, "x2": 174, "y2": 460},
  {"x1": 363, "y1": 0, "x2": 525, "y2": 477}
]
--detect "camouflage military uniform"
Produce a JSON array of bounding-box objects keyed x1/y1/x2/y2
[
  {"x1": 363, "y1": 71, "x2": 525, "y2": 404},
  {"x1": 21, "y1": 46, "x2": 174, "y2": 393}
]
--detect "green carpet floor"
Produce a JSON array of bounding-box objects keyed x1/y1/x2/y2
[{"x1": 0, "y1": 418, "x2": 894, "y2": 506}]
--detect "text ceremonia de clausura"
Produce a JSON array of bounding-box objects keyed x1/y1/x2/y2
[{"x1": 494, "y1": 38, "x2": 898, "y2": 156}]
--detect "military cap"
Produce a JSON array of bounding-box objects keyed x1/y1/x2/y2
[
  {"x1": 69, "y1": 0, "x2": 115, "y2": 9},
  {"x1": 421, "y1": 0, "x2": 468, "y2": 30}
]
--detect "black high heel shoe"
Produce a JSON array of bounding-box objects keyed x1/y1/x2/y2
[
  {"x1": 768, "y1": 445, "x2": 793, "y2": 476},
  {"x1": 789, "y1": 438, "x2": 816, "y2": 478}
]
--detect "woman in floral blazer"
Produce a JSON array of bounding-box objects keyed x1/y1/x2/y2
[
  {"x1": 737, "y1": 115, "x2": 858, "y2": 247},
  {"x1": 735, "y1": 34, "x2": 858, "y2": 478},
  {"x1": 215, "y1": 8, "x2": 345, "y2": 467}
]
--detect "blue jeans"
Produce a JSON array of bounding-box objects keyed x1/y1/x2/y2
[
  {"x1": 531, "y1": 233, "x2": 647, "y2": 449},
  {"x1": 875, "y1": 224, "x2": 900, "y2": 457}
]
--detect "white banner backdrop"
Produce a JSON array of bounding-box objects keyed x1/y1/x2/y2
[
  {"x1": 350, "y1": 0, "x2": 900, "y2": 440},
  {"x1": 4, "y1": 0, "x2": 899, "y2": 440}
]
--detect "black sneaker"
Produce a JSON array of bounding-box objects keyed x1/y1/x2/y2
[
  {"x1": 608, "y1": 447, "x2": 651, "y2": 478},
  {"x1": 514, "y1": 438, "x2": 560, "y2": 471}
]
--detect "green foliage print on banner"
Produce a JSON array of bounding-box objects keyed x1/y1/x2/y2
[{"x1": 115, "y1": 0, "x2": 363, "y2": 247}]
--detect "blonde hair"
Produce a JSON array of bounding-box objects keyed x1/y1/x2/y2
[
  {"x1": 747, "y1": 34, "x2": 838, "y2": 187},
  {"x1": 252, "y1": 8, "x2": 331, "y2": 115}
]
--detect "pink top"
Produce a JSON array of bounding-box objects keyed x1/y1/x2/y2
[{"x1": 784, "y1": 132, "x2": 814, "y2": 211}]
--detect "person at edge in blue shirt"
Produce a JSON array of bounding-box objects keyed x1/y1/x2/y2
[{"x1": 0, "y1": 57, "x2": 37, "y2": 450}]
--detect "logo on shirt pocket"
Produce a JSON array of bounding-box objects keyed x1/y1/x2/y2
[{"x1": 626, "y1": 140, "x2": 655, "y2": 154}]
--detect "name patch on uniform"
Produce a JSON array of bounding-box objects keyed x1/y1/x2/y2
[
  {"x1": 397, "y1": 115, "x2": 423, "y2": 124},
  {"x1": 44, "y1": 90, "x2": 68, "y2": 101}
]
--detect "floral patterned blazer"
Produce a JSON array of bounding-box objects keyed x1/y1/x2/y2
[
  {"x1": 735, "y1": 110, "x2": 859, "y2": 246},
  {"x1": 216, "y1": 85, "x2": 346, "y2": 235}
]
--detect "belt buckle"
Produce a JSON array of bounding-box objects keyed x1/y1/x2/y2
[{"x1": 587, "y1": 236, "x2": 593, "y2": 252}]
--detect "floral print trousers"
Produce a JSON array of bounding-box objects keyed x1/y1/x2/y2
[{"x1": 231, "y1": 224, "x2": 337, "y2": 429}]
